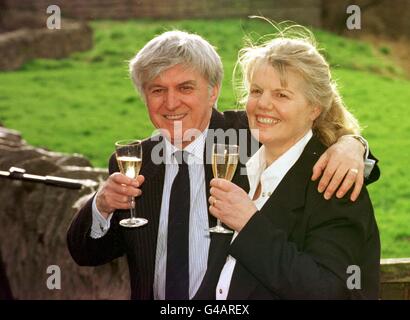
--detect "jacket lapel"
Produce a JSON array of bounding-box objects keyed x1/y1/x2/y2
[
  {"x1": 195, "y1": 108, "x2": 260, "y2": 299},
  {"x1": 204, "y1": 109, "x2": 234, "y2": 262},
  {"x1": 122, "y1": 136, "x2": 166, "y2": 299},
  {"x1": 227, "y1": 136, "x2": 325, "y2": 299},
  {"x1": 252, "y1": 137, "x2": 323, "y2": 239}
]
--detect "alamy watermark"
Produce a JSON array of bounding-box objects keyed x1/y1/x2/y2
[
  {"x1": 346, "y1": 5, "x2": 361, "y2": 30},
  {"x1": 47, "y1": 5, "x2": 61, "y2": 30},
  {"x1": 46, "y1": 265, "x2": 61, "y2": 290},
  {"x1": 346, "y1": 265, "x2": 361, "y2": 290},
  {"x1": 147, "y1": 121, "x2": 260, "y2": 176}
]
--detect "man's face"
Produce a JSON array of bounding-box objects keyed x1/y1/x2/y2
[{"x1": 143, "y1": 64, "x2": 219, "y2": 148}]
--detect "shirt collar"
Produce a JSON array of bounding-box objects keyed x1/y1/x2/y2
[
  {"x1": 163, "y1": 128, "x2": 208, "y2": 165},
  {"x1": 246, "y1": 129, "x2": 313, "y2": 192}
]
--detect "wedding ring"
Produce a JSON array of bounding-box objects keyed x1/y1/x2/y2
[{"x1": 350, "y1": 168, "x2": 359, "y2": 174}]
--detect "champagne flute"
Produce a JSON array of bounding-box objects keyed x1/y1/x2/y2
[
  {"x1": 209, "y1": 143, "x2": 239, "y2": 234},
  {"x1": 115, "y1": 139, "x2": 148, "y2": 228}
]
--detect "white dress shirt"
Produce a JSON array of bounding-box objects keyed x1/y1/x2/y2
[
  {"x1": 90, "y1": 130, "x2": 210, "y2": 300},
  {"x1": 216, "y1": 130, "x2": 313, "y2": 300},
  {"x1": 153, "y1": 131, "x2": 210, "y2": 300}
]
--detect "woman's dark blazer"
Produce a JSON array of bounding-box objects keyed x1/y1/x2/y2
[{"x1": 194, "y1": 135, "x2": 380, "y2": 300}]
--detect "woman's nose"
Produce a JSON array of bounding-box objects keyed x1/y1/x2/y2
[{"x1": 257, "y1": 92, "x2": 274, "y2": 110}]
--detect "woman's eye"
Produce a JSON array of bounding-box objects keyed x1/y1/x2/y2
[
  {"x1": 277, "y1": 93, "x2": 288, "y2": 98},
  {"x1": 250, "y1": 89, "x2": 261, "y2": 95}
]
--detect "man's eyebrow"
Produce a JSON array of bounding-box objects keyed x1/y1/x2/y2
[
  {"x1": 178, "y1": 80, "x2": 197, "y2": 86},
  {"x1": 146, "y1": 80, "x2": 197, "y2": 89},
  {"x1": 146, "y1": 83, "x2": 164, "y2": 90}
]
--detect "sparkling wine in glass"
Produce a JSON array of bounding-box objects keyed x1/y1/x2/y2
[
  {"x1": 115, "y1": 139, "x2": 148, "y2": 228},
  {"x1": 209, "y1": 143, "x2": 239, "y2": 234}
]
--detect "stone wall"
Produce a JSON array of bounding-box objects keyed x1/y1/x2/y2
[
  {"x1": 4, "y1": 0, "x2": 409, "y2": 39},
  {"x1": 322, "y1": 0, "x2": 410, "y2": 39},
  {"x1": 380, "y1": 258, "x2": 410, "y2": 300},
  {"x1": 2, "y1": 0, "x2": 322, "y2": 26},
  {"x1": 0, "y1": 127, "x2": 130, "y2": 299},
  {"x1": 0, "y1": 11, "x2": 93, "y2": 71}
]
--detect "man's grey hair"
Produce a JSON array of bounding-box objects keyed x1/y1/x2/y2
[{"x1": 129, "y1": 30, "x2": 223, "y2": 99}]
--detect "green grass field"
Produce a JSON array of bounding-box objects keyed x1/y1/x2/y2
[{"x1": 0, "y1": 19, "x2": 409, "y2": 258}]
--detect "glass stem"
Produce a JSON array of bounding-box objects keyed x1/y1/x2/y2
[
  {"x1": 130, "y1": 197, "x2": 136, "y2": 221},
  {"x1": 217, "y1": 219, "x2": 222, "y2": 227}
]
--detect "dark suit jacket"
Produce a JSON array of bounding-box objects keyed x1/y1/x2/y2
[
  {"x1": 67, "y1": 109, "x2": 251, "y2": 299},
  {"x1": 67, "y1": 108, "x2": 380, "y2": 300},
  {"x1": 194, "y1": 136, "x2": 380, "y2": 300}
]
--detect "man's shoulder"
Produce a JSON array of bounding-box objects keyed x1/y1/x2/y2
[
  {"x1": 210, "y1": 108, "x2": 248, "y2": 130},
  {"x1": 222, "y1": 109, "x2": 247, "y2": 124},
  {"x1": 141, "y1": 134, "x2": 163, "y2": 149}
]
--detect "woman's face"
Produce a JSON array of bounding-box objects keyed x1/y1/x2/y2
[{"x1": 246, "y1": 62, "x2": 321, "y2": 153}]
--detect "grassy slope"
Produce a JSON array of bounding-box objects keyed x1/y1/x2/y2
[{"x1": 0, "y1": 19, "x2": 409, "y2": 258}]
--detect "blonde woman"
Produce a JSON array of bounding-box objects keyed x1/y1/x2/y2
[{"x1": 206, "y1": 26, "x2": 380, "y2": 299}]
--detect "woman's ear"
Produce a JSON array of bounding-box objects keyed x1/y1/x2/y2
[{"x1": 310, "y1": 105, "x2": 322, "y2": 121}]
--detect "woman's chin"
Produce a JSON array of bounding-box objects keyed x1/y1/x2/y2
[{"x1": 257, "y1": 136, "x2": 277, "y2": 147}]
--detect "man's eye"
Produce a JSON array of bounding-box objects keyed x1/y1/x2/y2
[
  {"x1": 277, "y1": 93, "x2": 288, "y2": 98},
  {"x1": 151, "y1": 88, "x2": 163, "y2": 94},
  {"x1": 180, "y1": 86, "x2": 193, "y2": 93}
]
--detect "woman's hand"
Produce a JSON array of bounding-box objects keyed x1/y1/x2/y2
[{"x1": 209, "y1": 178, "x2": 257, "y2": 232}]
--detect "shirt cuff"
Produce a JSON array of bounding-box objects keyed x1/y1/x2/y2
[
  {"x1": 90, "y1": 196, "x2": 113, "y2": 239},
  {"x1": 364, "y1": 158, "x2": 376, "y2": 179},
  {"x1": 360, "y1": 135, "x2": 370, "y2": 160},
  {"x1": 359, "y1": 136, "x2": 374, "y2": 178}
]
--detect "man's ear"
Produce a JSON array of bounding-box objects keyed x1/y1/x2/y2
[{"x1": 209, "y1": 85, "x2": 220, "y2": 107}]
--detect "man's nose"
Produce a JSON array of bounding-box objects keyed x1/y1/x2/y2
[{"x1": 165, "y1": 90, "x2": 180, "y2": 111}]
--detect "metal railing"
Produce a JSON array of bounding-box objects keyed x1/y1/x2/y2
[{"x1": 0, "y1": 166, "x2": 98, "y2": 189}]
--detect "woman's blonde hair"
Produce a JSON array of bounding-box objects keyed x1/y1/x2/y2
[{"x1": 235, "y1": 19, "x2": 361, "y2": 146}]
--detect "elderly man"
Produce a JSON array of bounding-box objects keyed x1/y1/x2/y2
[{"x1": 67, "y1": 30, "x2": 379, "y2": 300}]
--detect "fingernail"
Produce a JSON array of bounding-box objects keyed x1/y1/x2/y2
[
  {"x1": 336, "y1": 192, "x2": 342, "y2": 198},
  {"x1": 324, "y1": 192, "x2": 330, "y2": 200},
  {"x1": 318, "y1": 186, "x2": 324, "y2": 193}
]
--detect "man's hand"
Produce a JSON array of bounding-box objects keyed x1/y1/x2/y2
[
  {"x1": 311, "y1": 136, "x2": 365, "y2": 202},
  {"x1": 209, "y1": 178, "x2": 257, "y2": 232},
  {"x1": 96, "y1": 173, "x2": 144, "y2": 219}
]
